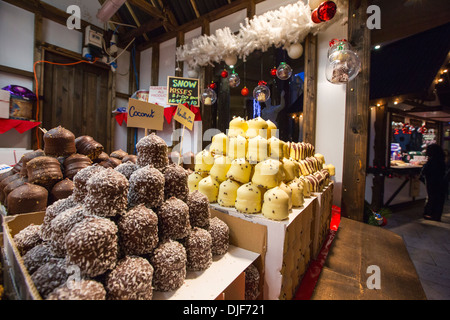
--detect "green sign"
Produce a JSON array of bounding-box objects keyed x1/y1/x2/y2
[{"x1": 167, "y1": 76, "x2": 200, "y2": 106}]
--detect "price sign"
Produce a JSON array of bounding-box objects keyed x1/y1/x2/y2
[
  {"x1": 173, "y1": 104, "x2": 195, "y2": 131},
  {"x1": 167, "y1": 76, "x2": 199, "y2": 106},
  {"x1": 127, "y1": 98, "x2": 164, "y2": 131}
]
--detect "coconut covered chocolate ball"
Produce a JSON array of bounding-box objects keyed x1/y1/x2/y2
[
  {"x1": 128, "y1": 165, "x2": 164, "y2": 208},
  {"x1": 65, "y1": 216, "x2": 119, "y2": 277},
  {"x1": 136, "y1": 133, "x2": 169, "y2": 171},
  {"x1": 150, "y1": 240, "x2": 187, "y2": 292},
  {"x1": 41, "y1": 195, "x2": 77, "y2": 241},
  {"x1": 106, "y1": 256, "x2": 154, "y2": 300},
  {"x1": 47, "y1": 279, "x2": 106, "y2": 300},
  {"x1": 183, "y1": 227, "x2": 212, "y2": 271},
  {"x1": 50, "y1": 205, "x2": 87, "y2": 257},
  {"x1": 31, "y1": 258, "x2": 70, "y2": 299},
  {"x1": 13, "y1": 224, "x2": 42, "y2": 256},
  {"x1": 84, "y1": 168, "x2": 129, "y2": 217},
  {"x1": 186, "y1": 190, "x2": 211, "y2": 229},
  {"x1": 22, "y1": 242, "x2": 54, "y2": 275},
  {"x1": 114, "y1": 161, "x2": 138, "y2": 180},
  {"x1": 208, "y1": 217, "x2": 230, "y2": 256},
  {"x1": 244, "y1": 264, "x2": 260, "y2": 300},
  {"x1": 118, "y1": 204, "x2": 159, "y2": 256},
  {"x1": 163, "y1": 164, "x2": 189, "y2": 202},
  {"x1": 72, "y1": 164, "x2": 105, "y2": 202},
  {"x1": 157, "y1": 197, "x2": 191, "y2": 241}
]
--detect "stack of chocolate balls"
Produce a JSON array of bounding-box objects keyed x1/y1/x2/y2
[{"x1": 14, "y1": 133, "x2": 231, "y2": 300}]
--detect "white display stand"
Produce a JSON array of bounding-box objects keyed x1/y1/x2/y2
[{"x1": 153, "y1": 245, "x2": 259, "y2": 300}]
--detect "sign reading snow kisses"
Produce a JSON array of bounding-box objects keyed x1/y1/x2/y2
[{"x1": 167, "y1": 76, "x2": 200, "y2": 106}]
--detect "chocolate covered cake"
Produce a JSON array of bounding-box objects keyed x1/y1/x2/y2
[
  {"x1": 128, "y1": 165, "x2": 164, "y2": 208},
  {"x1": 186, "y1": 190, "x2": 211, "y2": 229},
  {"x1": 22, "y1": 243, "x2": 54, "y2": 275},
  {"x1": 13, "y1": 223, "x2": 42, "y2": 255},
  {"x1": 114, "y1": 161, "x2": 138, "y2": 180},
  {"x1": 41, "y1": 195, "x2": 77, "y2": 241},
  {"x1": 183, "y1": 227, "x2": 212, "y2": 271},
  {"x1": 208, "y1": 217, "x2": 229, "y2": 256},
  {"x1": 157, "y1": 197, "x2": 191, "y2": 240},
  {"x1": 75, "y1": 135, "x2": 104, "y2": 160},
  {"x1": 84, "y1": 168, "x2": 129, "y2": 217},
  {"x1": 110, "y1": 149, "x2": 128, "y2": 160},
  {"x1": 50, "y1": 178, "x2": 74, "y2": 201},
  {"x1": 7, "y1": 183, "x2": 48, "y2": 215},
  {"x1": 19, "y1": 149, "x2": 46, "y2": 176},
  {"x1": 150, "y1": 239, "x2": 187, "y2": 292},
  {"x1": 31, "y1": 258, "x2": 70, "y2": 299},
  {"x1": 118, "y1": 204, "x2": 159, "y2": 256},
  {"x1": 63, "y1": 154, "x2": 92, "y2": 179},
  {"x1": 65, "y1": 216, "x2": 119, "y2": 277},
  {"x1": 26, "y1": 156, "x2": 64, "y2": 189},
  {"x1": 72, "y1": 164, "x2": 105, "y2": 202},
  {"x1": 121, "y1": 154, "x2": 137, "y2": 164},
  {"x1": 44, "y1": 126, "x2": 77, "y2": 157},
  {"x1": 163, "y1": 163, "x2": 189, "y2": 201},
  {"x1": 136, "y1": 133, "x2": 169, "y2": 170},
  {"x1": 244, "y1": 264, "x2": 260, "y2": 300},
  {"x1": 47, "y1": 280, "x2": 106, "y2": 300},
  {"x1": 106, "y1": 256, "x2": 154, "y2": 300}
]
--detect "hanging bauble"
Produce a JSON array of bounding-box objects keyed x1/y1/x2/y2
[
  {"x1": 224, "y1": 54, "x2": 238, "y2": 67},
  {"x1": 221, "y1": 69, "x2": 229, "y2": 78},
  {"x1": 312, "y1": 1, "x2": 337, "y2": 24},
  {"x1": 209, "y1": 82, "x2": 217, "y2": 90},
  {"x1": 201, "y1": 87, "x2": 217, "y2": 106},
  {"x1": 253, "y1": 81, "x2": 270, "y2": 103},
  {"x1": 287, "y1": 43, "x2": 304, "y2": 59},
  {"x1": 308, "y1": 0, "x2": 323, "y2": 10},
  {"x1": 187, "y1": 69, "x2": 199, "y2": 78},
  {"x1": 241, "y1": 86, "x2": 249, "y2": 97},
  {"x1": 228, "y1": 72, "x2": 241, "y2": 88},
  {"x1": 276, "y1": 62, "x2": 293, "y2": 80},
  {"x1": 325, "y1": 39, "x2": 361, "y2": 84},
  {"x1": 270, "y1": 67, "x2": 278, "y2": 77}
]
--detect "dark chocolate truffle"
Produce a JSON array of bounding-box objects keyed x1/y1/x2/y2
[
  {"x1": 47, "y1": 279, "x2": 106, "y2": 300},
  {"x1": 150, "y1": 240, "x2": 187, "y2": 292},
  {"x1": 208, "y1": 217, "x2": 229, "y2": 256},
  {"x1": 13, "y1": 223, "x2": 42, "y2": 255},
  {"x1": 163, "y1": 164, "x2": 189, "y2": 201},
  {"x1": 65, "y1": 216, "x2": 119, "y2": 277},
  {"x1": 84, "y1": 168, "x2": 129, "y2": 217},
  {"x1": 63, "y1": 154, "x2": 92, "y2": 179},
  {"x1": 184, "y1": 227, "x2": 212, "y2": 271},
  {"x1": 157, "y1": 197, "x2": 191, "y2": 240},
  {"x1": 75, "y1": 135, "x2": 104, "y2": 160},
  {"x1": 43, "y1": 126, "x2": 76, "y2": 157},
  {"x1": 26, "y1": 156, "x2": 63, "y2": 189},
  {"x1": 22, "y1": 242, "x2": 54, "y2": 275},
  {"x1": 72, "y1": 164, "x2": 105, "y2": 202},
  {"x1": 136, "y1": 133, "x2": 169, "y2": 171},
  {"x1": 6, "y1": 183, "x2": 48, "y2": 215},
  {"x1": 118, "y1": 204, "x2": 159, "y2": 256},
  {"x1": 31, "y1": 258, "x2": 69, "y2": 299},
  {"x1": 106, "y1": 256, "x2": 154, "y2": 300},
  {"x1": 187, "y1": 190, "x2": 211, "y2": 229},
  {"x1": 128, "y1": 165, "x2": 164, "y2": 208}
]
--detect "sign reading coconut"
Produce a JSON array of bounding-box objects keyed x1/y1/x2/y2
[
  {"x1": 167, "y1": 76, "x2": 200, "y2": 106},
  {"x1": 127, "y1": 98, "x2": 164, "y2": 131}
]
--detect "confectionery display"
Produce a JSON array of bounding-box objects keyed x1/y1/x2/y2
[
  {"x1": 194, "y1": 150, "x2": 214, "y2": 173},
  {"x1": 227, "y1": 116, "x2": 248, "y2": 137},
  {"x1": 198, "y1": 175, "x2": 220, "y2": 203},
  {"x1": 246, "y1": 117, "x2": 269, "y2": 139},
  {"x1": 247, "y1": 136, "x2": 269, "y2": 163},
  {"x1": 110, "y1": 149, "x2": 128, "y2": 160},
  {"x1": 208, "y1": 216, "x2": 230, "y2": 255},
  {"x1": 183, "y1": 227, "x2": 212, "y2": 271},
  {"x1": 187, "y1": 171, "x2": 206, "y2": 192},
  {"x1": 31, "y1": 258, "x2": 70, "y2": 299},
  {"x1": 106, "y1": 256, "x2": 154, "y2": 300},
  {"x1": 226, "y1": 158, "x2": 252, "y2": 184},
  {"x1": 244, "y1": 264, "x2": 261, "y2": 300},
  {"x1": 163, "y1": 163, "x2": 189, "y2": 201},
  {"x1": 128, "y1": 165, "x2": 164, "y2": 208},
  {"x1": 63, "y1": 154, "x2": 92, "y2": 179},
  {"x1": 12, "y1": 224, "x2": 42, "y2": 255},
  {"x1": 18, "y1": 149, "x2": 46, "y2": 176},
  {"x1": 47, "y1": 280, "x2": 106, "y2": 300},
  {"x1": 209, "y1": 155, "x2": 231, "y2": 183},
  {"x1": 43, "y1": 126, "x2": 77, "y2": 157},
  {"x1": 228, "y1": 135, "x2": 248, "y2": 160},
  {"x1": 136, "y1": 133, "x2": 169, "y2": 170},
  {"x1": 75, "y1": 135, "x2": 104, "y2": 160},
  {"x1": 262, "y1": 187, "x2": 290, "y2": 220},
  {"x1": 72, "y1": 164, "x2": 105, "y2": 202},
  {"x1": 252, "y1": 159, "x2": 283, "y2": 189},
  {"x1": 235, "y1": 182, "x2": 264, "y2": 214},
  {"x1": 6, "y1": 183, "x2": 48, "y2": 215},
  {"x1": 114, "y1": 161, "x2": 138, "y2": 180},
  {"x1": 210, "y1": 133, "x2": 228, "y2": 156},
  {"x1": 288, "y1": 179, "x2": 305, "y2": 208},
  {"x1": 26, "y1": 156, "x2": 64, "y2": 190},
  {"x1": 186, "y1": 190, "x2": 211, "y2": 228},
  {"x1": 218, "y1": 179, "x2": 241, "y2": 207},
  {"x1": 157, "y1": 197, "x2": 191, "y2": 240},
  {"x1": 50, "y1": 178, "x2": 74, "y2": 201},
  {"x1": 22, "y1": 243, "x2": 54, "y2": 275}
]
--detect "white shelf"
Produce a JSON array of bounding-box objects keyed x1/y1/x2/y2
[{"x1": 153, "y1": 245, "x2": 259, "y2": 300}]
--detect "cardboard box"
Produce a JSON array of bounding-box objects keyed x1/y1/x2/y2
[{"x1": 0, "y1": 89, "x2": 10, "y2": 119}]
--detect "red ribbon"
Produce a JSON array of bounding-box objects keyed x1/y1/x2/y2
[
  {"x1": 164, "y1": 103, "x2": 202, "y2": 125},
  {"x1": 115, "y1": 113, "x2": 127, "y2": 126},
  {"x1": 0, "y1": 119, "x2": 41, "y2": 134}
]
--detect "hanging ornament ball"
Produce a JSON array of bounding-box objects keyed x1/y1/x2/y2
[
  {"x1": 187, "y1": 69, "x2": 199, "y2": 78},
  {"x1": 228, "y1": 73, "x2": 241, "y2": 88},
  {"x1": 221, "y1": 69, "x2": 229, "y2": 78},
  {"x1": 270, "y1": 67, "x2": 278, "y2": 77},
  {"x1": 201, "y1": 87, "x2": 217, "y2": 106},
  {"x1": 312, "y1": 1, "x2": 337, "y2": 24},
  {"x1": 287, "y1": 43, "x2": 304, "y2": 59},
  {"x1": 326, "y1": 39, "x2": 361, "y2": 84},
  {"x1": 276, "y1": 62, "x2": 293, "y2": 81},
  {"x1": 308, "y1": 0, "x2": 323, "y2": 10},
  {"x1": 224, "y1": 54, "x2": 238, "y2": 67},
  {"x1": 241, "y1": 86, "x2": 249, "y2": 97},
  {"x1": 253, "y1": 81, "x2": 270, "y2": 103},
  {"x1": 209, "y1": 82, "x2": 217, "y2": 90}
]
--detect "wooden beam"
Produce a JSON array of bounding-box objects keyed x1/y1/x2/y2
[
  {"x1": 125, "y1": 1, "x2": 150, "y2": 42},
  {"x1": 0, "y1": 65, "x2": 34, "y2": 79},
  {"x1": 190, "y1": 0, "x2": 201, "y2": 18},
  {"x1": 302, "y1": 34, "x2": 318, "y2": 145},
  {"x1": 151, "y1": 43, "x2": 160, "y2": 86},
  {"x1": 33, "y1": 12, "x2": 44, "y2": 151},
  {"x1": 128, "y1": 0, "x2": 166, "y2": 21},
  {"x1": 341, "y1": 0, "x2": 371, "y2": 222}
]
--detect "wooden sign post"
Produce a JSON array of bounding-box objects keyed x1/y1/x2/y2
[
  {"x1": 173, "y1": 103, "x2": 196, "y2": 165},
  {"x1": 127, "y1": 98, "x2": 165, "y2": 133}
]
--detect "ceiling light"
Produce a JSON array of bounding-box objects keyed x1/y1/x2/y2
[{"x1": 374, "y1": 45, "x2": 381, "y2": 50}]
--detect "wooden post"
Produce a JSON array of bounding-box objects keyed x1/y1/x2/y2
[
  {"x1": 174, "y1": 31, "x2": 185, "y2": 148},
  {"x1": 201, "y1": 19, "x2": 213, "y2": 149},
  {"x1": 32, "y1": 13, "x2": 43, "y2": 151},
  {"x1": 341, "y1": 0, "x2": 371, "y2": 221},
  {"x1": 127, "y1": 47, "x2": 140, "y2": 154},
  {"x1": 302, "y1": 34, "x2": 318, "y2": 145},
  {"x1": 371, "y1": 105, "x2": 388, "y2": 211}
]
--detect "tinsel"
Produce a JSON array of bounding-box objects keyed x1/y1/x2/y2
[{"x1": 176, "y1": 0, "x2": 347, "y2": 69}]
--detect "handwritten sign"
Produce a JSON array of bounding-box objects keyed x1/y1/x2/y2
[
  {"x1": 149, "y1": 86, "x2": 169, "y2": 108},
  {"x1": 173, "y1": 104, "x2": 195, "y2": 131},
  {"x1": 167, "y1": 76, "x2": 199, "y2": 106},
  {"x1": 127, "y1": 98, "x2": 164, "y2": 131}
]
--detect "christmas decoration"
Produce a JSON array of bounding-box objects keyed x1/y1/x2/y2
[
  {"x1": 276, "y1": 62, "x2": 293, "y2": 80},
  {"x1": 253, "y1": 81, "x2": 270, "y2": 103},
  {"x1": 287, "y1": 43, "x2": 304, "y2": 59},
  {"x1": 228, "y1": 72, "x2": 241, "y2": 88},
  {"x1": 224, "y1": 54, "x2": 238, "y2": 67},
  {"x1": 241, "y1": 86, "x2": 249, "y2": 97},
  {"x1": 187, "y1": 69, "x2": 199, "y2": 78},
  {"x1": 209, "y1": 82, "x2": 217, "y2": 90},
  {"x1": 312, "y1": 1, "x2": 337, "y2": 24},
  {"x1": 175, "y1": 1, "x2": 346, "y2": 69},
  {"x1": 325, "y1": 39, "x2": 361, "y2": 84},
  {"x1": 309, "y1": 0, "x2": 323, "y2": 10},
  {"x1": 221, "y1": 69, "x2": 229, "y2": 78},
  {"x1": 270, "y1": 67, "x2": 278, "y2": 77},
  {"x1": 201, "y1": 87, "x2": 217, "y2": 106}
]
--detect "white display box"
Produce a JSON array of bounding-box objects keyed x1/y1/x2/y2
[{"x1": 0, "y1": 89, "x2": 10, "y2": 119}]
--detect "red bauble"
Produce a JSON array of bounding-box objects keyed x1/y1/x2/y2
[
  {"x1": 270, "y1": 67, "x2": 277, "y2": 77},
  {"x1": 209, "y1": 82, "x2": 217, "y2": 90},
  {"x1": 221, "y1": 70, "x2": 229, "y2": 78},
  {"x1": 312, "y1": 1, "x2": 337, "y2": 23},
  {"x1": 241, "y1": 87, "x2": 249, "y2": 96}
]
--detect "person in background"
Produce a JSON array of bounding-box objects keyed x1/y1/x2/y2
[{"x1": 421, "y1": 144, "x2": 446, "y2": 221}]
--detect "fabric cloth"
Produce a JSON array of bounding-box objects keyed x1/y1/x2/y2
[{"x1": 0, "y1": 119, "x2": 41, "y2": 134}]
